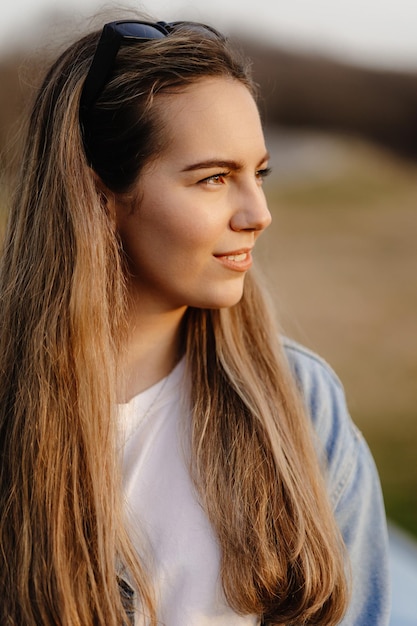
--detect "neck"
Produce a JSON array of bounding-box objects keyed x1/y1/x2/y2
[{"x1": 117, "y1": 298, "x2": 187, "y2": 403}]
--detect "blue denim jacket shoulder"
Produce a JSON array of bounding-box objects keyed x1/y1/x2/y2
[{"x1": 283, "y1": 338, "x2": 391, "y2": 625}]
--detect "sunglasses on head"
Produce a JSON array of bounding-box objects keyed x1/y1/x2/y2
[{"x1": 79, "y1": 20, "x2": 224, "y2": 117}]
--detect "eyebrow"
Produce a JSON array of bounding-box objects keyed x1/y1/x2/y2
[{"x1": 181, "y1": 152, "x2": 270, "y2": 173}]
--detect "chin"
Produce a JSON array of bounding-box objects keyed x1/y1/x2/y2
[{"x1": 198, "y1": 284, "x2": 245, "y2": 310}]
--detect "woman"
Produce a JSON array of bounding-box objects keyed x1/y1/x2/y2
[{"x1": 0, "y1": 19, "x2": 389, "y2": 626}]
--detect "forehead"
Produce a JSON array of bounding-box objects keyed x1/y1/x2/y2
[{"x1": 153, "y1": 77, "x2": 266, "y2": 163}]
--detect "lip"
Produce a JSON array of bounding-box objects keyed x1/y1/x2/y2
[{"x1": 213, "y1": 248, "x2": 253, "y2": 272}]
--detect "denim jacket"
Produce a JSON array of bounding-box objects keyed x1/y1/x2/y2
[{"x1": 283, "y1": 338, "x2": 391, "y2": 625}]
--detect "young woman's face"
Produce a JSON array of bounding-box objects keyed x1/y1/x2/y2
[{"x1": 115, "y1": 77, "x2": 272, "y2": 313}]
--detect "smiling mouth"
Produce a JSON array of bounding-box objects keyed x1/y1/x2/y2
[{"x1": 214, "y1": 250, "x2": 253, "y2": 272}]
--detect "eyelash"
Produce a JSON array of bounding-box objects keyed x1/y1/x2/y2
[
  {"x1": 256, "y1": 167, "x2": 272, "y2": 180},
  {"x1": 200, "y1": 167, "x2": 272, "y2": 185}
]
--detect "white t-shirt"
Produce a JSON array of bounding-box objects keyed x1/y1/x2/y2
[{"x1": 118, "y1": 358, "x2": 258, "y2": 626}]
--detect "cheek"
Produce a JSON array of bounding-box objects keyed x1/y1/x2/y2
[
  {"x1": 142, "y1": 204, "x2": 223, "y2": 254},
  {"x1": 117, "y1": 179, "x2": 229, "y2": 264},
  {"x1": 119, "y1": 214, "x2": 214, "y2": 274}
]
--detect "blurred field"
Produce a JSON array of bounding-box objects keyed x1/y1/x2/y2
[{"x1": 258, "y1": 129, "x2": 417, "y2": 537}]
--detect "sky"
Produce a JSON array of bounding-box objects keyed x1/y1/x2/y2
[{"x1": 2, "y1": 0, "x2": 417, "y2": 70}]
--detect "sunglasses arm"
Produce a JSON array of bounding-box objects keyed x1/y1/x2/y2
[{"x1": 80, "y1": 25, "x2": 123, "y2": 115}]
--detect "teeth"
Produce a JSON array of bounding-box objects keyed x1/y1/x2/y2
[{"x1": 225, "y1": 253, "x2": 247, "y2": 261}]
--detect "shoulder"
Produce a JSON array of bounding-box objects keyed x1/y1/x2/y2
[
  {"x1": 282, "y1": 336, "x2": 344, "y2": 404},
  {"x1": 281, "y1": 337, "x2": 363, "y2": 509},
  {"x1": 282, "y1": 338, "x2": 391, "y2": 624},
  {"x1": 282, "y1": 336, "x2": 349, "y2": 435}
]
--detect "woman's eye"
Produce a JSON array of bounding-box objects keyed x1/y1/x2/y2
[
  {"x1": 200, "y1": 172, "x2": 229, "y2": 185},
  {"x1": 198, "y1": 167, "x2": 271, "y2": 186}
]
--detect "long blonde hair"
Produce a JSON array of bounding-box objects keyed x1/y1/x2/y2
[{"x1": 0, "y1": 23, "x2": 348, "y2": 625}]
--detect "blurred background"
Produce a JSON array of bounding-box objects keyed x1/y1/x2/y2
[{"x1": 1, "y1": 1, "x2": 416, "y2": 621}]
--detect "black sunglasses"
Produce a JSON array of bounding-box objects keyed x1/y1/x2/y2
[{"x1": 79, "y1": 20, "x2": 223, "y2": 116}]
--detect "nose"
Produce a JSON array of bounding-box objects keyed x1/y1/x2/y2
[{"x1": 230, "y1": 183, "x2": 272, "y2": 233}]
